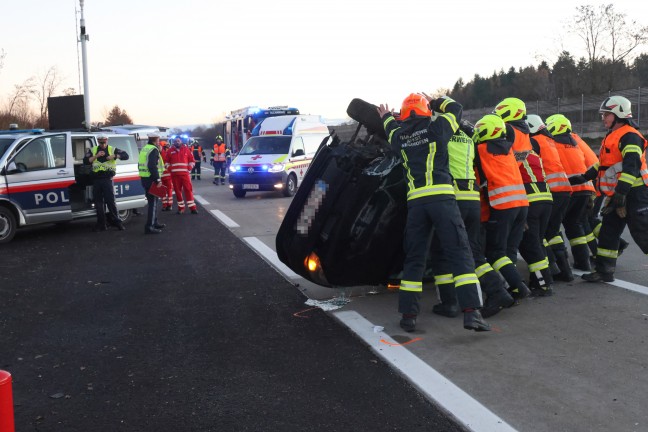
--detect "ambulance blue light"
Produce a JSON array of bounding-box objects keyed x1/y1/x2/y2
[
  {"x1": 261, "y1": 164, "x2": 269, "y2": 171},
  {"x1": 282, "y1": 118, "x2": 297, "y2": 135}
]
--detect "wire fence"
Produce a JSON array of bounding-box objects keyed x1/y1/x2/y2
[{"x1": 463, "y1": 87, "x2": 648, "y2": 138}]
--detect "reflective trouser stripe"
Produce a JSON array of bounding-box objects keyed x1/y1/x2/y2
[
  {"x1": 528, "y1": 257, "x2": 549, "y2": 272},
  {"x1": 493, "y1": 256, "x2": 514, "y2": 271},
  {"x1": 454, "y1": 273, "x2": 479, "y2": 288},
  {"x1": 434, "y1": 274, "x2": 454, "y2": 286},
  {"x1": 400, "y1": 280, "x2": 423, "y2": 292},
  {"x1": 475, "y1": 263, "x2": 495, "y2": 278},
  {"x1": 569, "y1": 236, "x2": 589, "y2": 246},
  {"x1": 598, "y1": 248, "x2": 618, "y2": 259}
]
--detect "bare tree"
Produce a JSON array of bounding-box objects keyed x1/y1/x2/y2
[
  {"x1": 604, "y1": 5, "x2": 648, "y2": 63},
  {"x1": 0, "y1": 49, "x2": 5, "y2": 74},
  {"x1": 5, "y1": 77, "x2": 36, "y2": 116},
  {"x1": 35, "y1": 66, "x2": 63, "y2": 120},
  {"x1": 573, "y1": 4, "x2": 608, "y2": 65}
]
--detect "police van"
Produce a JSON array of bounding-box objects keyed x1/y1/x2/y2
[
  {"x1": 228, "y1": 115, "x2": 331, "y2": 198},
  {"x1": 0, "y1": 129, "x2": 146, "y2": 244}
]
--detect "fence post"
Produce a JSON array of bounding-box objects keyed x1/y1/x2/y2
[
  {"x1": 638, "y1": 87, "x2": 641, "y2": 129},
  {"x1": 0, "y1": 370, "x2": 14, "y2": 432}
]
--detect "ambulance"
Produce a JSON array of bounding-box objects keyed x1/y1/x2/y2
[
  {"x1": 0, "y1": 129, "x2": 146, "y2": 244},
  {"x1": 228, "y1": 115, "x2": 331, "y2": 198}
]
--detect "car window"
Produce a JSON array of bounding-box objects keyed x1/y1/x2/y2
[
  {"x1": 50, "y1": 135, "x2": 67, "y2": 167},
  {"x1": 0, "y1": 138, "x2": 14, "y2": 159},
  {"x1": 240, "y1": 136, "x2": 291, "y2": 155},
  {"x1": 14, "y1": 138, "x2": 53, "y2": 171},
  {"x1": 291, "y1": 137, "x2": 305, "y2": 156},
  {"x1": 103, "y1": 136, "x2": 139, "y2": 164}
]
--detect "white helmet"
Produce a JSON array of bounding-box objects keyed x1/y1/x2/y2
[
  {"x1": 525, "y1": 114, "x2": 546, "y2": 134},
  {"x1": 599, "y1": 95, "x2": 632, "y2": 119}
]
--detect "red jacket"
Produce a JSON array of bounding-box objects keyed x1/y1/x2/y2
[{"x1": 165, "y1": 145, "x2": 195, "y2": 176}]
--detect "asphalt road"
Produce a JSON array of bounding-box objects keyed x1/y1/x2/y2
[{"x1": 0, "y1": 206, "x2": 466, "y2": 431}]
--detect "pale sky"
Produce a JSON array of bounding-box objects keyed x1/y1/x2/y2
[{"x1": 1, "y1": 0, "x2": 647, "y2": 127}]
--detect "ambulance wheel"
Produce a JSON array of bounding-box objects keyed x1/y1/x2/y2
[
  {"x1": 118, "y1": 209, "x2": 134, "y2": 224},
  {"x1": 233, "y1": 187, "x2": 247, "y2": 198},
  {"x1": 283, "y1": 174, "x2": 297, "y2": 197},
  {"x1": 0, "y1": 206, "x2": 17, "y2": 244}
]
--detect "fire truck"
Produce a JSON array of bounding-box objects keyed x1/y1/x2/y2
[{"x1": 224, "y1": 106, "x2": 299, "y2": 154}]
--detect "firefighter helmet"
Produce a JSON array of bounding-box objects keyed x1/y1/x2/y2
[
  {"x1": 400, "y1": 93, "x2": 431, "y2": 120},
  {"x1": 599, "y1": 95, "x2": 632, "y2": 119},
  {"x1": 545, "y1": 114, "x2": 572, "y2": 136},
  {"x1": 473, "y1": 114, "x2": 506, "y2": 143},
  {"x1": 494, "y1": 97, "x2": 527, "y2": 122},
  {"x1": 525, "y1": 114, "x2": 546, "y2": 134}
]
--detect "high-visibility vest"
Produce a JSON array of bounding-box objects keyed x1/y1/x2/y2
[
  {"x1": 448, "y1": 130, "x2": 479, "y2": 201},
  {"x1": 91, "y1": 145, "x2": 116, "y2": 173},
  {"x1": 553, "y1": 135, "x2": 596, "y2": 193},
  {"x1": 597, "y1": 124, "x2": 648, "y2": 196},
  {"x1": 213, "y1": 143, "x2": 227, "y2": 162},
  {"x1": 477, "y1": 141, "x2": 529, "y2": 210},
  {"x1": 532, "y1": 134, "x2": 571, "y2": 193},
  {"x1": 138, "y1": 144, "x2": 164, "y2": 178}
]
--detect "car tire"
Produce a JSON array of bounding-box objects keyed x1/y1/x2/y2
[
  {"x1": 0, "y1": 206, "x2": 17, "y2": 244},
  {"x1": 118, "y1": 209, "x2": 134, "y2": 224},
  {"x1": 283, "y1": 174, "x2": 297, "y2": 197},
  {"x1": 346, "y1": 98, "x2": 387, "y2": 140},
  {"x1": 233, "y1": 188, "x2": 246, "y2": 198}
]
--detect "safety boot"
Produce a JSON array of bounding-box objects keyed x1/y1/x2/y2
[
  {"x1": 481, "y1": 289, "x2": 515, "y2": 318},
  {"x1": 508, "y1": 281, "x2": 531, "y2": 303},
  {"x1": 463, "y1": 310, "x2": 491, "y2": 332},
  {"x1": 553, "y1": 250, "x2": 574, "y2": 282},
  {"x1": 400, "y1": 314, "x2": 417, "y2": 332},
  {"x1": 432, "y1": 284, "x2": 459, "y2": 318},
  {"x1": 618, "y1": 238, "x2": 630, "y2": 256},
  {"x1": 582, "y1": 271, "x2": 614, "y2": 283},
  {"x1": 572, "y1": 244, "x2": 592, "y2": 271}
]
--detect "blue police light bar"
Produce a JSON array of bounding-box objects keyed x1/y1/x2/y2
[{"x1": 0, "y1": 129, "x2": 45, "y2": 135}]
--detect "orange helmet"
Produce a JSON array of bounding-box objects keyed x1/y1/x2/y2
[{"x1": 400, "y1": 93, "x2": 431, "y2": 120}]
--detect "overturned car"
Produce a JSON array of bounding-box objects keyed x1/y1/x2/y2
[{"x1": 276, "y1": 99, "x2": 408, "y2": 287}]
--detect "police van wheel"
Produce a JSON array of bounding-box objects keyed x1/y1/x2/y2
[
  {"x1": 118, "y1": 209, "x2": 134, "y2": 224},
  {"x1": 233, "y1": 188, "x2": 246, "y2": 198},
  {"x1": 0, "y1": 206, "x2": 17, "y2": 244},
  {"x1": 283, "y1": 174, "x2": 297, "y2": 197}
]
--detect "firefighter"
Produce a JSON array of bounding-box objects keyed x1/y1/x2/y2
[
  {"x1": 166, "y1": 136, "x2": 198, "y2": 214},
  {"x1": 377, "y1": 94, "x2": 490, "y2": 333},
  {"x1": 526, "y1": 114, "x2": 574, "y2": 282},
  {"x1": 159, "y1": 139, "x2": 175, "y2": 211},
  {"x1": 546, "y1": 114, "x2": 598, "y2": 272},
  {"x1": 473, "y1": 114, "x2": 532, "y2": 301},
  {"x1": 571, "y1": 96, "x2": 648, "y2": 282},
  {"x1": 190, "y1": 139, "x2": 205, "y2": 180},
  {"x1": 494, "y1": 98, "x2": 554, "y2": 296},
  {"x1": 430, "y1": 119, "x2": 514, "y2": 319},
  {"x1": 212, "y1": 135, "x2": 228, "y2": 185}
]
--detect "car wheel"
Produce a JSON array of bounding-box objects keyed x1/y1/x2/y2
[
  {"x1": 118, "y1": 209, "x2": 134, "y2": 224},
  {"x1": 233, "y1": 188, "x2": 246, "y2": 198},
  {"x1": 0, "y1": 206, "x2": 17, "y2": 244},
  {"x1": 283, "y1": 174, "x2": 297, "y2": 197}
]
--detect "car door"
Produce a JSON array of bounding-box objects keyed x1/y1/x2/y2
[{"x1": 4, "y1": 132, "x2": 74, "y2": 224}]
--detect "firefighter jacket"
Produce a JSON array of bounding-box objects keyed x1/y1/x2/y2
[
  {"x1": 553, "y1": 133, "x2": 596, "y2": 194},
  {"x1": 448, "y1": 129, "x2": 479, "y2": 201},
  {"x1": 165, "y1": 145, "x2": 195, "y2": 176},
  {"x1": 510, "y1": 126, "x2": 552, "y2": 204},
  {"x1": 595, "y1": 124, "x2": 648, "y2": 196},
  {"x1": 381, "y1": 98, "x2": 462, "y2": 204},
  {"x1": 475, "y1": 136, "x2": 529, "y2": 210},
  {"x1": 212, "y1": 143, "x2": 227, "y2": 162},
  {"x1": 508, "y1": 120, "x2": 533, "y2": 157},
  {"x1": 530, "y1": 132, "x2": 571, "y2": 193},
  {"x1": 191, "y1": 145, "x2": 205, "y2": 162},
  {"x1": 138, "y1": 144, "x2": 164, "y2": 182}
]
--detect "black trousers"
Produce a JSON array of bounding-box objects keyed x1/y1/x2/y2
[
  {"x1": 596, "y1": 186, "x2": 648, "y2": 274},
  {"x1": 563, "y1": 192, "x2": 592, "y2": 266},
  {"x1": 485, "y1": 206, "x2": 528, "y2": 291},
  {"x1": 545, "y1": 192, "x2": 571, "y2": 256},
  {"x1": 399, "y1": 198, "x2": 481, "y2": 315},
  {"x1": 519, "y1": 200, "x2": 553, "y2": 278},
  {"x1": 142, "y1": 179, "x2": 160, "y2": 229},
  {"x1": 191, "y1": 161, "x2": 202, "y2": 179},
  {"x1": 93, "y1": 177, "x2": 119, "y2": 228}
]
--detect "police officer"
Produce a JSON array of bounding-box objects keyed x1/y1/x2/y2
[
  {"x1": 84, "y1": 134, "x2": 129, "y2": 232},
  {"x1": 572, "y1": 96, "x2": 648, "y2": 282},
  {"x1": 139, "y1": 133, "x2": 166, "y2": 234},
  {"x1": 377, "y1": 94, "x2": 490, "y2": 333}
]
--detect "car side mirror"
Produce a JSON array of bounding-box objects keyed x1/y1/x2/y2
[
  {"x1": 5, "y1": 161, "x2": 21, "y2": 174},
  {"x1": 292, "y1": 149, "x2": 305, "y2": 157}
]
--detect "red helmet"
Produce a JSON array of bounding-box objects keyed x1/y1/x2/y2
[{"x1": 400, "y1": 93, "x2": 431, "y2": 120}]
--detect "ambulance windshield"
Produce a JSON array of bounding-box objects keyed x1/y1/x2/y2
[{"x1": 240, "y1": 136, "x2": 291, "y2": 155}]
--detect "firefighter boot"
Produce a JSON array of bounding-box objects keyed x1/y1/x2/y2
[
  {"x1": 572, "y1": 244, "x2": 592, "y2": 271},
  {"x1": 530, "y1": 270, "x2": 554, "y2": 297},
  {"x1": 553, "y1": 249, "x2": 575, "y2": 282},
  {"x1": 432, "y1": 284, "x2": 460, "y2": 318},
  {"x1": 463, "y1": 310, "x2": 491, "y2": 332},
  {"x1": 618, "y1": 238, "x2": 630, "y2": 256},
  {"x1": 508, "y1": 281, "x2": 531, "y2": 303},
  {"x1": 400, "y1": 314, "x2": 417, "y2": 332},
  {"x1": 480, "y1": 272, "x2": 515, "y2": 318}
]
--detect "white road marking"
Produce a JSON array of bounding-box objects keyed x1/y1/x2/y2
[
  {"x1": 209, "y1": 209, "x2": 240, "y2": 228},
  {"x1": 572, "y1": 269, "x2": 648, "y2": 295},
  {"x1": 333, "y1": 310, "x2": 518, "y2": 432},
  {"x1": 194, "y1": 195, "x2": 209, "y2": 205},
  {"x1": 243, "y1": 236, "x2": 301, "y2": 280}
]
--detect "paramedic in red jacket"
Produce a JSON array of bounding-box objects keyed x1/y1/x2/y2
[{"x1": 166, "y1": 136, "x2": 198, "y2": 214}]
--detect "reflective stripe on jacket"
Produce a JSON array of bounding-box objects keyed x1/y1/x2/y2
[
  {"x1": 91, "y1": 145, "x2": 116, "y2": 173},
  {"x1": 553, "y1": 134, "x2": 596, "y2": 193},
  {"x1": 597, "y1": 124, "x2": 648, "y2": 196},
  {"x1": 531, "y1": 134, "x2": 571, "y2": 193},
  {"x1": 138, "y1": 144, "x2": 164, "y2": 179},
  {"x1": 477, "y1": 141, "x2": 529, "y2": 210}
]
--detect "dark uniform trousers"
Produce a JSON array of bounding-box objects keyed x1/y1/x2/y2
[
  {"x1": 562, "y1": 192, "x2": 593, "y2": 268},
  {"x1": 595, "y1": 186, "x2": 648, "y2": 274},
  {"x1": 485, "y1": 206, "x2": 528, "y2": 291},
  {"x1": 545, "y1": 191, "x2": 571, "y2": 261},
  {"x1": 93, "y1": 177, "x2": 119, "y2": 228},
  {"x1": 141, "y1": 178, "x2": 160, "y2": 228},
  {"x1": 519, "y1": 201, "x2": 554, "y2": 286},
  {"x1": 400, "y1": 198, "x2": 481, "y2": 316},
  {"x1": 191, "y1": 161, "x2": 202, "y2": 180}
]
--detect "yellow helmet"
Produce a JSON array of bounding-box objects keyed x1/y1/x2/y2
[
  {"x1": 473, "y1": 114, "x2": 506, "y2": 143},
  {"x1": 494, "y1": 97, "x2": 526, "y2": 122},
  {"x1": 545, "y1": 114, "x2": 572, "y2": 136}
]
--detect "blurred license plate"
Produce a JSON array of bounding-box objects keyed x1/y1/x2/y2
[{"x1": 243, "y1": 184, "x2": 259, "y2": 190}]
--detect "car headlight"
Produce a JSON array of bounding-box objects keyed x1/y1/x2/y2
[
  {"x1": 268, "y1": 163, "x2": 285, "y2": 173},
  {"x1": 229, "y1": 165, "x2": 239, "y2": 173}
]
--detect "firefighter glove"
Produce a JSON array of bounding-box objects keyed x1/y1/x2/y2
[
  {"x1": 601, "y1": 192, "x2": 627, "y2": 217},
  {"x1": 569, "y1": 174, "x2": 587, "y2": 185}
]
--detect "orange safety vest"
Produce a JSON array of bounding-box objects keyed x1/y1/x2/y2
[
  {"x1": 553, "y1": 136, "x2": 596, "y2": 194},
  {"x1": 213, "y1": 143, "x2": 226, "y2": 162},
  {"x1": 477, "y1": 142, "x2": 529, "y2": 210},
  {"x1": 597, "y1": 124, "x2": 648, "y2": 196},
  {"x1": 532, "y1": 134, "x2": 571, "y2": 193}
]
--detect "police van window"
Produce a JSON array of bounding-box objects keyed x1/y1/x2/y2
[
  {"x1": 291, "y1": 137, "x2": 305, "y2": 156},
  {"x1": 50, "y1": 135, "x2": 67, "y2": 167},
  {"x1": 14, "y1": 139, "x2": 51, "y2": 171},
  {"x1": 104, "y1": 136, "x2": 139, "y2": 163},
  {"x1": 0, "y1": 138, "x2": 13, "y2": 159},
  {"x1": 72, "y1": 138, "x2": 93, "y2": 162}
]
